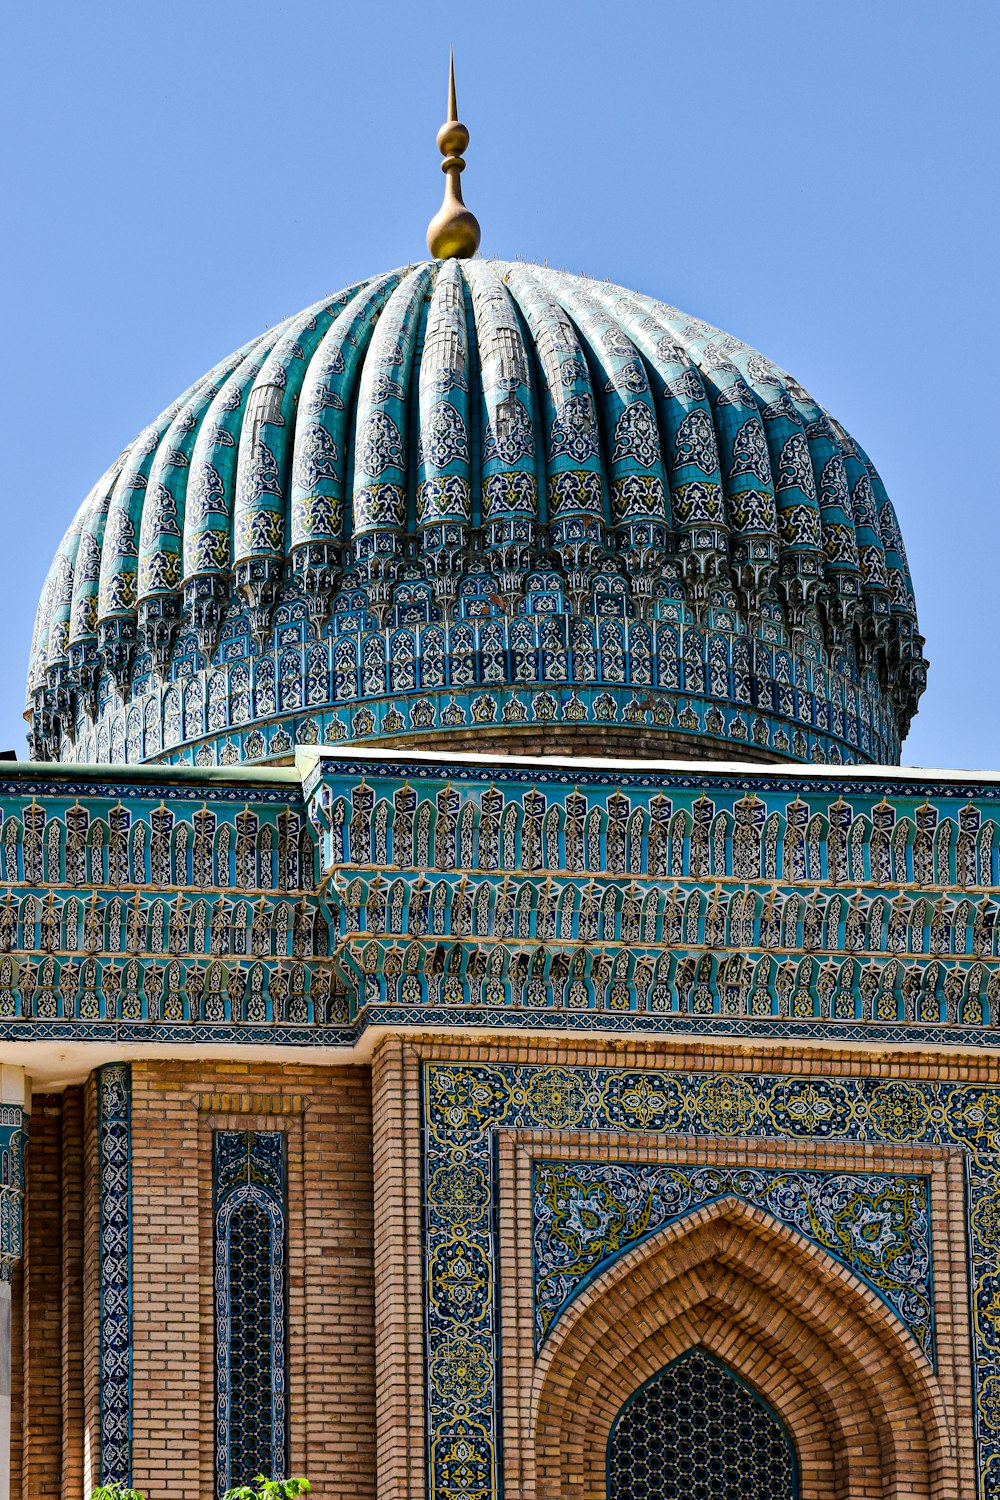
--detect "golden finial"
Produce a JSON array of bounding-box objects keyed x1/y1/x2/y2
[{"x1": 426, "y1": 50, "x2": 481, "y2": 260}]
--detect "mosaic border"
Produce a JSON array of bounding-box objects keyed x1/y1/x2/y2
[
  {"x1": 12, "y1": 1005, "x2": 1000, "y2": 1051},
  {"x1": 422, "y1": 1062, "x2": 994, "y2": 1500},
  {"x1": 97, "y1": 1061, "x2": 133, "y2": 1485}
]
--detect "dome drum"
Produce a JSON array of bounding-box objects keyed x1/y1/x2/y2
[{"x1": 26, "y1": 260, "x2": 926, "y2": 769}]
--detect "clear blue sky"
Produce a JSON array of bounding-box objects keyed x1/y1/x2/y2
[{"x1": 3, "y1": 0, "x2": 997, "y2": 769}]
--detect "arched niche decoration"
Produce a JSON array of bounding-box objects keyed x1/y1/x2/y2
[
  {"x1": 606, "y1": 1346, "x2": 799, "y2": 1500},
  {"x1": 529, "y1": 1196, "x2": 958, "y2": 1500}
]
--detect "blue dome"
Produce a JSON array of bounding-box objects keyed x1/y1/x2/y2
[{"x1": 26, "y1": 259, "x2": 925, "y2": 768}]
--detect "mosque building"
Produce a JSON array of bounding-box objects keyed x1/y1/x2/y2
[{"x1": 4, "y1": 57, "x2": 998, "y2": 1500}]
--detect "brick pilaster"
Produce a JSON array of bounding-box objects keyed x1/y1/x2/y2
[
  {"x1": 60, "y1": 1089, "x2": 84, "y2": 1500},
  {"x1": 22, "y1": 1097, "x2": 62, "y2": 1499},
  {"x1": 9, "y1": 1265, "x2": 22, "y2": 1500},
  {"x1": 128, "y1": 1061, "x2": 376, "y2": 1500},
  {"x1": 371, "y1": 1039, "x2": 425, "y2": 1500}
]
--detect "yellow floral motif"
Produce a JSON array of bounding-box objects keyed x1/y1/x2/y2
[
  {"x1": 525, "y1": 1067, "x2": 587, "y2": 1129},
  {"x1": 428, "y1": 1066, "x2": 510, "y2": 1132},
  {"x1": 430, "y1": 1419, "x2": 492, "y2": 1500},
  {"x1": 974, "y1": 1193, "x2": 1000, "y2": 1252},
  {"x1": 429, "y1": 1336, "x2": 493, "y2": 1404},
  {"x1": 976, "y1": 1276, "x2": 1000, "y2": 1356},
  {"x1": 694, "y1": 1075, "x2": 760, "y2": 1134},
  {"x1": 430, "y1": 1238, "x2": 493, "y2": 1325},
  {"x1": 978, "y1": 1374, "x2": 1000, "y2": 1431},
  {"x1": 767, "y1": 1079, "x2": 852, "y2": 1137},
  {"x1": 606, "y1": 1072, "x2": 682, "y2": 1131},
  {"x1": 427, "y1": 1162, "x2": 491, "y2": 1228},
  {"x1": 866, "y1": 1083, "x2": 931, "y2": 1142},
  {"x1": 946, "y1": 1087, "x2": 1000, "y2": 1149}
]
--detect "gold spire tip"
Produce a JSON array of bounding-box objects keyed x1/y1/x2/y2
[{"x1": 426, "y1": 50, "x2": 481, "y2": 261}]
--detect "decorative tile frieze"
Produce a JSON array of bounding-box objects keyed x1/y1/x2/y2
[{"x1": 1, "y1": 754, "x2": 1000, "y2": 1046}]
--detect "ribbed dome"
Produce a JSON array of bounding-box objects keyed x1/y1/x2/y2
[{"x1": 26, "y1": 259, "x2": 925, "y2": 768}]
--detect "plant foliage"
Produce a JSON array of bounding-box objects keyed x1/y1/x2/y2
[{"x1": 224, "y1": 1480, "x2": 311, "y2": 1500}]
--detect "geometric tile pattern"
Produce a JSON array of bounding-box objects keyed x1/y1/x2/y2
[
  {"x1": 423, "y1": 1062, "x2": 999, "y2": 1500},
  {"x1": 607, "y1": 1348, "x2": 798, "y2": 1500},
  {"x1": 532, "y1": 1159, "x2": 934, "y2": 1357},
  {"x1": 213, "y1": 1129, "x2": 287, "y2": 1499},
  {"x1": 97, "y1": 1061, "x2": 133, "y2": 1486}
]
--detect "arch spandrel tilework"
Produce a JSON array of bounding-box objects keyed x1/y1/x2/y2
[
  {"x1": 421, "y1": 1060, "x2": 992, "y2": 1500},
  {"x1": 531, "y1": 1159, "x2": 934, "y2": 1357}
]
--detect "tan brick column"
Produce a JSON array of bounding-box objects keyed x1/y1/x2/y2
[
  {"x1": 1, "y1": 1067, "x2": 31, "y2": 1500},
  {"x1": 22, "y1": 1096, "x2": 62, "y2": 1500},
  {"x1": 60, "y1": 1089, "x2": 84, "y2": 1500},
  {"x1": 371, "y1": 1039, "x2": 426, "y2": 1500}
]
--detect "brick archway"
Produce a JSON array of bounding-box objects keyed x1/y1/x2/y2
[{"x1": 530, "y1": 1196, "x2": 958, "y2": 1500}]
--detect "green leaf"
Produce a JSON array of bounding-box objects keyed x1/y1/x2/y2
[{"x1": 222, "y1": 1481, "x2": 311, "y2": 1500}]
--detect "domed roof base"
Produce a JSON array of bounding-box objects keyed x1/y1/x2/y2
[
  {"x1": 341, "y1": 725, "x2": 805, "y2": 766},
  {"x1": 49, "y1": 625, "x2": 891, "y2": 769},
  {"x1": 27, "y1": 260, "x2": 925, "y2": 770}
]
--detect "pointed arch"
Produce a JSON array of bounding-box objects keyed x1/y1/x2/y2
[
  {"x1": 607, "y1": 1348, "x2": 797, "y2": 1499},
  {"x1": 529, "y1": 1195, "x2": 961, "y2": 1499}
]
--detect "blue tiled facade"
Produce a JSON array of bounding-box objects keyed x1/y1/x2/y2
[
  {"x1": 0, "y1": 747, "x2": 997, "y2": 1488},
  {"x1": 423, "y1": 1059, "x2": 997, "y2": 1497}
]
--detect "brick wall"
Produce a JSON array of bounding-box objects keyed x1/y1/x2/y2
[
  {"x1": 16, "y1": 1090, "x2": 86, "y2": 1500},
  {"x1": 22, "y1": 1097, "x2": 64, "y2": 1500},
  {"x1": 356, "y1": 725, "x2": 792, "y2": 762},
  {"x1": 60, "y1": 1089, "x2": 85, "y2": 1500},
  {"x1": 128, "y1": 1061, "x2": 376, "y2": 1500}
]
